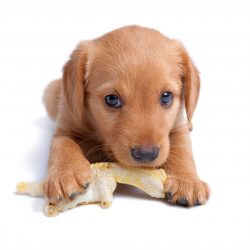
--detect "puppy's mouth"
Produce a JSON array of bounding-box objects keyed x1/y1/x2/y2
[{"x1": 120, "y1": 158, "x2": 164, "y2": 168}]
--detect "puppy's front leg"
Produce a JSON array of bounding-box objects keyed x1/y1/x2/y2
[
  {"x1": 163, "y1": 126, "x2": 210, "y2": 207},
  {"x1": 44, "y1": 135, "x2": 92, "y2": 202}
]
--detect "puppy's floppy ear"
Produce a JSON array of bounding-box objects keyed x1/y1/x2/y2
[
  {"x1": 63, "y1": 42, "x2": 89, "y2": 123},
  {"x1": 178, "y1": 43, "x2": 200, "y2": 128}
]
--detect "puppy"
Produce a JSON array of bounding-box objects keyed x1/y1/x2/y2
[{"x1": 43, "y1": 25, "x2": 209, "y2": 207}]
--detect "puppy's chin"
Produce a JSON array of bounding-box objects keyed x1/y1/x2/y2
[{"x1": 117, "y1": 159, "x2": 166, "y2": 168}]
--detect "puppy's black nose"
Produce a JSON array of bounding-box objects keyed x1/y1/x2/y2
[{"x1": 131, "y1": 146, "x2": 159, "y2": 163}]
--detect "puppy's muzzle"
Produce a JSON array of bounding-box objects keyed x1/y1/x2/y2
[{"x1": 131, "y1": 146, "x2": 159, "y2": 163}]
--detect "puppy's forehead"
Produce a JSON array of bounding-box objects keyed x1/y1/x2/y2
[{"x1": 87, "y1": 26, "x2": 183, "y2": 93}]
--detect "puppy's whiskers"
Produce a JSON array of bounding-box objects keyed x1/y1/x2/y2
[
  {"x1": 85, "y1": 143, "x2": 116, "y2": 158},
  {"x1": 77, "y1": 134, "x2": 105, "y2": 145}
]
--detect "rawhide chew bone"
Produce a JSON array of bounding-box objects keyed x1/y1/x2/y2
[{"x1": 16, "y1": 162, "x2": 166, "y2": 216}]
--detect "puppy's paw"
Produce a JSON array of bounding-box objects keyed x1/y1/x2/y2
[
  {"x1": 43, "y1": 164, "x2": 92, "y2": 203},
  {"x1": 164, "y1": 174, "x2": 210, "y2": 207}
]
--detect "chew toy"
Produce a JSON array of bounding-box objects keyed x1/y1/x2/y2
[{"x1": 16, "y1": 162, "x2": 166, "y2": 216}]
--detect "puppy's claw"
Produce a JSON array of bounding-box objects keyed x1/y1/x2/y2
[
  {"x1": 69, "y1": 192, "x2": 79, "y2": 200},
  {"x1": 195, "y1": 200, "x2": 201, "y2": 206},
  {"x1": 165, "y1": 192, "x2": 173, "y2": 201},
  {"x1": 176, "y1": 197, "x2": 189, "y2": 207},
  {"x1": 83, "y1": 182, "x2": 90, "y2": 190},
  {"x1": 57, "y1": 195, "x2": 62, "y2": 201}
]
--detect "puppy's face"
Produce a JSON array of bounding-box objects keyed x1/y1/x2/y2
[{"x1": 63, "y1": 26, "x2": 200, "y2": 167}]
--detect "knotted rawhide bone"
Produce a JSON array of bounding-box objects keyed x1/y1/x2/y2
[{"x1": 16, "y1": 162, "x2": 166, "y2": 216}]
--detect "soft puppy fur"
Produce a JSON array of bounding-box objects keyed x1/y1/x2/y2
[{"x1": 43, "y1": 25, "x2": 209, "y2": 207}]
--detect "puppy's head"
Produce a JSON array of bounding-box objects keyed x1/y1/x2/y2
[{"x1": 63, "y1": 26, "x2": 200, "y2": 167}]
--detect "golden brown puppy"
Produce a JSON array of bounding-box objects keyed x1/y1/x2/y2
[{"x1": 43, "y1": 25, "x2": 209, "y2": 207}]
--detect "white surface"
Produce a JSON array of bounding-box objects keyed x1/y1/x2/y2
[{"x1": 0, "y1": 0, "x2": 250, "y2": 249}]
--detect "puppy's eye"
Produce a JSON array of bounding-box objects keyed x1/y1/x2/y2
[
  {"x1": 105, "y1": 95, "x2": 122, "y2": 108},
  {"x1": 161, "y1": 91, "x2": 173, "y2": 106}
]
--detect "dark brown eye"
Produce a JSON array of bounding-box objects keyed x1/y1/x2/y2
[
  {"x1": 161, "y1": 92, "x2": 173, "y2": 106},
  {"x1": 105, "y1": 95, "x2": 122, "y2": 108}
]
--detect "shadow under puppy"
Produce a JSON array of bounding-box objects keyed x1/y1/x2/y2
[{"x1": 43, "y1": 25, "x2": 209, "y2": 207}]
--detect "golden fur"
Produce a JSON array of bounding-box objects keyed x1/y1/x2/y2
[{"x1": 43, "y1": 26, "x2": 209, "y2": 206}]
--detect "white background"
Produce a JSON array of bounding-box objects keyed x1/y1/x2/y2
[{"x1": 0, "y1": 0, "x2": 250, "y2": 249}]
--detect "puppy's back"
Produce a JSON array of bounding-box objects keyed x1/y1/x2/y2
[{"x1": 43, "y1": 79, "x2": 62, "y2": 121}]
